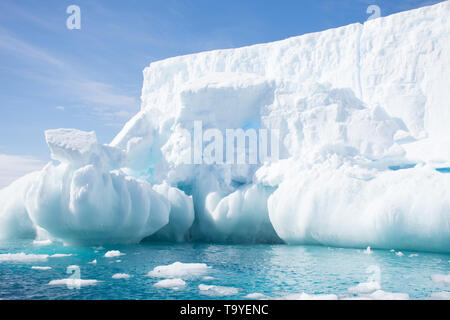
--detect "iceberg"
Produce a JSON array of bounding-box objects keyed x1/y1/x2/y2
[{"x1": 0, "y1": 2, "x2": 449, "y2": 251}]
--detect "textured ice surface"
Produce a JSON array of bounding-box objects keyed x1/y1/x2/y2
[
  {"x1": 348, "y1": 282, "x2": 381, "y2": 294},
  {"x1": 48, "y1": 278, "x2": 99, "y2": 287},
  {"x1": 104, "y1": 250, "x2": 125, "y2": 258},
  {"x1": 0, "y1": 253, "x2": 48, "y2": 262},
  {"x1": 0, "y1": 252, "x2": 72, "y2": 262},
  {"x1": 25, "y1": 130, "x2": 172, "y2": 245},
  {"x1": 112, "y1": 273, "x2": 131, "y2": 279},
  {"x1": 31, "y1": 266, "x2": 52, "y2": 270},
  {"x1": 198, "y1": 284, "x2": 240, "y2": 297},
  {"x1": 147, "y1": 262, "x2": 211, "y2": 279},
  {"x1": 0, "y1": 2, "x2": 449, "y2": 251},
  {"x1": 279, "y1": 293, "x2": 339, "y2": 300},
  {"x1": 154, "y1": 278, "x2": 186, "y2": 290}
]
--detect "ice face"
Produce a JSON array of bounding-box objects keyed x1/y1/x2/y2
[
  {"x1": 23, "y1": 129, "x2": 177, "y2": 245},
  {"x1": 267, "y1": 161, "x2": 450, "y2": 252},
  {"x1": 0, "y1": 2, "x2": 449, "y2": 250}
]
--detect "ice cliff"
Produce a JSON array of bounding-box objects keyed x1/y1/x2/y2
[{"x1": 0, "y1": 2, "x2": 449, "y2": 251}]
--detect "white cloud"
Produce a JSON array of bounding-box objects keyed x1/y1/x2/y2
[{"x1": 0, "y1": 154, "x2": 45, "y2": 189}]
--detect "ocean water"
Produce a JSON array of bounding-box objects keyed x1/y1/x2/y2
[{"x1": 0, "y1": 241, "x2": 448, "y2": 300}]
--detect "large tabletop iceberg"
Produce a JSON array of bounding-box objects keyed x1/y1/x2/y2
[{"x1": 0, "y1": 2, "x2": 449, "y2": 251}]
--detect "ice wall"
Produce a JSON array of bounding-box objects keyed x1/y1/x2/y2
[{"x1": 1, "y1": 2, "x2": 449, "y2": 250}]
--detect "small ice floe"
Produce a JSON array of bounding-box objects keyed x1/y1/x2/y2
[
  {"x1": 198, "y1": 284, "x2": 239, "y2": 297},
  {"x1": 431, "y1": 274, "x2": 450, "y2": 286},
  {"x1": 409, "y1": 253, "x2": 419, "y2": 258},
  {"x1": 278, "y1": 293, "x2": 338, "y2": 300},
  {"x1": 348, "y1": 282, "x2": 381, "y2": 294},
  {"x1": 48, "y1": 279, "x2": 99, "y2": 287},
  {"x1": 0, "y1": 252, "x2": 72, "y2": 262},
  {"x1": 112, "y1": 273, "x2": 131, "y2": 279},
  {"x1": 33, "y1": 239, "x2": 52, "y2": 246},
  {"x1": 202, "y1": 276, "x2": 215, "y2": 281},
  {"x1": 31, "y1": 266, "x2": 52, "y2": 270},
  {"x1": 0, "y1": 253, "x2": 48, "y2": 262},
  {"x1": 116, "y1": 260, "x2": 121, "y2": 263},
  {"x1": 395, "y1": 251, "x2": 404, "y2": 257},
  {"x1": 88, "y1": 259, "x2": 97, "y2": 265},
  {"x1": 430, "y1": 292, "x2": 450, "y2": 300},
  {"x1": 367, "y1": 290, "x2": 409, "y2": 300},
  {"x1": 244, "y1": 293, "x2": 267, "y2": 300},
  {"x1": 50, "y1": 254, "x2": 72, "y2": 258},
  {"x1": 154, "y1": 279, "x2": 186, "y2": 290},
  {"x1": 147, "y1": 262, "x2": 211, "y2": 279},
  {"x1": 363, "y1": 246, "x2": 373, "y2": 255},
  {"x1": 104, "y1": 250, "x2": 125, "y2": 258}
]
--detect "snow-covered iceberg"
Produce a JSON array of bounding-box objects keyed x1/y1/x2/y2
[{"x1": 0, "y1": 2, "x2": 449, "y2": 251}]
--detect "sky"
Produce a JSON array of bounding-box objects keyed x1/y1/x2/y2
[{"x1": 0, "y1": 0, "x2": 444, "y2": 188}]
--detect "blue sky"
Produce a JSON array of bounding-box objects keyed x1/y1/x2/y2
[{"x1": 0, "y1": 0, "x2": 444, "y2": 187}]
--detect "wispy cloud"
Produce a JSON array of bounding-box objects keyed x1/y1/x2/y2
[
  {"x1": 0, "y1": 154, "x2": 45, "y2": 189},
  {"x1": 0, "y1": 26, "x2": 64, "y2": 67},
  {"x1": 0, "y1": 26, "x2": 138, "y2": 123}
]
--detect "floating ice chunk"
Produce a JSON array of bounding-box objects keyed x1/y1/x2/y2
[
  {"x1": 348, "y1": 282, "x2": 381, "y2": 294},
  {"x1": 430, "y1": 292, "x2": 450, "y2": 300},
  {"x1": 31, "y1": 266, "x2": 52, "y2": 270},
  {"x1": 104, "y1": 250, "x2": 125, "y2": 258},
  {"x1": 268, "y1": 164, "x2": 450, "y2": 252},
  {"x1": 409, "y1": 253, "x2": 419, "y2": 258},
  {"x1": 25, "y1": 160, "x2": 170, "y2": 245},
  {"x1": 0, "y1": 172, "x2": 39, "y2": 240},
  {"x1": 45, "y1": 129, "x2": 98, "y2": 166},
  {"x1": 149, "y1": 183, "x2": 195, "y2": 242},
  {"x1": 244, "y1": 293, "x2": 267, "y2": 300},
  {"x1": 396, "y1": 251, "x2": 404, "y2": 257},
  {"x1": 50, "y1": 254, "x2": 73, "y2": 258},
  {"x1": 33, "y1": 239, "x2": 52, "y2": 246},
  {"x1": 0, "y1": 253, "x2": 49, "y2": 262},
  {"x1": 367, "y1": 290, "x2": 409, "y2": 300},
  {"x1": 363, "y1": 247, "x2": 373, "y2": 255},
  {"x1": 112, "y1": 273, "x2": 131, "y2": 279},
  {"x1": 48, "y1": 279, "x2": 99, "y2": 287},
  {"x1": 431, "y1": 274, "x2": 450, "y2": 286},
  {"x1": 198, "y1": 284, "x2": 239, "y2": 297},
  {"x1": 279, "y1": 293, "x2": 338, "y2": 300},
  {"x1": 0, "y1": 252, "x2": 75, "y2": 262},
  {"x1": 154, "y1": 279, "x2": 186, "y2": 290},
  {"x1": 88, "y1": 259, "x2": 97, "y2": 265},
  {"x1": 204, "y1": 184, "x2": 282, "y2": 243},
  {"x1": 147, "y1": 262, "x2": 211, "y2": 279}
]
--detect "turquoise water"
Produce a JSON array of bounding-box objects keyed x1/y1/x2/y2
[{"x1": 0, "y1": 241, "x2": 448, "y2": 300}]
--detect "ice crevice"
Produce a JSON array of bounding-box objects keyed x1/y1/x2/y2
[{"x1": 0, "y1": 2, "x2": 449, "y2": 251}]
